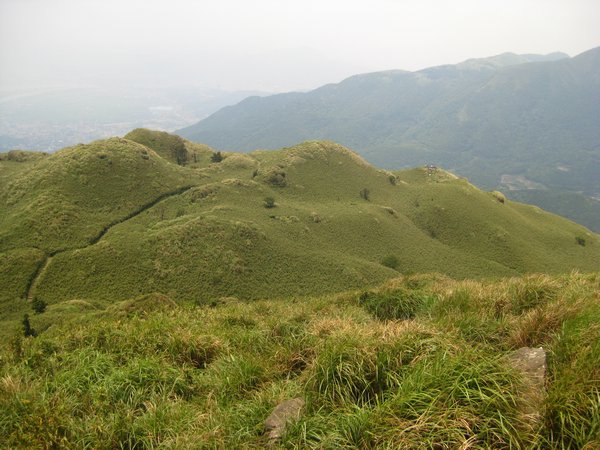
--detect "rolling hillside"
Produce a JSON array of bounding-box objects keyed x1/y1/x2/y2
[
  {"x1": 178, "y1": 48, "x2": 600, "y2": 232},
  {"x1": 1, "y1": 130, "x2": 598, "y2": 447},
  {"x1": 1, "y1": 130, "x2": 598, "y2": 326}
]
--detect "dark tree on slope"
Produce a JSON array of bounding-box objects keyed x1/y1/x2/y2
[
  {"x1": 22, "y1": 314, "x2": 36, "y2": 337},
  {"x1": 360, "y1": 188, "x2": 370, "y2": 201},
  {"x1": 32, "y1": 297, "x2": 47, "y2": 314}
]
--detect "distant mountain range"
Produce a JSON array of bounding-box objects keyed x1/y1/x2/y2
[{"x1": 178, "y1": 48, "x2": 600, "y2": 232}]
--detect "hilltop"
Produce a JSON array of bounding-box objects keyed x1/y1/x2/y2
[
  {"x1": 0, "y1": 130, "x2": 598, "y2": 328},
  {"x1": 177, "y1": 48, "x2": 600, "y2": 232}
]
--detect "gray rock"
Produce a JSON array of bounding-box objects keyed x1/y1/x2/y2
[
  {"x1": 509, "y1": 346, "x2": 547, "y2": 388},
  {"x1": 508, "y1": 347, "x2": 547, "y2": 428},
  {"x1": 265, "y1": 397, "x2": 305, "y2": 441}
]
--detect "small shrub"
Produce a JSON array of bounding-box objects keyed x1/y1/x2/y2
[
  {"x1": 190, "y1": 186, "x2": 217, "y2": 202},
  {"x1": 263, "y1": 168, "x2": 287, "y2": 187},
  {"x1": 263, "y1": 197, "x2": 276, "y2": 208},
  {"x1": 31, "y1": 297, "x2": 47, "y2": 314},
  {"x1": 210, "y1": 151, "x2": 223, "y2": 163},
  {"x1": 22, "y1": 314, "x2": 36, "y2": 337},
  {"x1": 380, "y1": 255, "x2": 399, "y2": 270},
  {"x1": 492, "y1": 191, "x2": 506, "y2": 204},
  {"x1": 575, "y1": 236, "x2": 586, "y2": 246},
  {"x1": 359, "y1": 188, "x2": 370, "y2": 201},
  {"x1": 382, "y1": 206, "x2": 397, "y2": 217}
]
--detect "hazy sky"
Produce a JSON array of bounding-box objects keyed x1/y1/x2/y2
[{"x1": 1, "y1": 0, "x2": 599, "y2": 91}]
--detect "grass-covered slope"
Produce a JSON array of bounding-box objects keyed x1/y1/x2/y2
[
  {"x1": 1, "y1": 273, "x2": 598, "y2": 448},
  {"x1": 33, "y1": 141, "x2": 600, "y2": 305},
  {"x1": 507, "y1": 189, "x2": 600, "y2": 234},
  {"x1": 0, "y1": 136, "x2": 203, "y2": 323},
  {"x1": 0, "y1": 137, "x2": 196, "y2": 252},
  {"x1": 1, "y1": 136, "x2": 598, "y2": 316}
]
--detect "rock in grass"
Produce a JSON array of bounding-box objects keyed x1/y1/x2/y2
[
  {"x1": 265, "y1": 398, "x2": 305, "y2": 441},
  {"x1": 509, "y1": 347, "x2": 547, "y2": 386},
  {"x1": 509, "y1": 347, "x2": 547, "y2": 427}
]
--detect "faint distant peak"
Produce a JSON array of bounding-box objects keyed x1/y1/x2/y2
[
  {"x1": 572, "y1": 46, "x2": 600, "y2": 61},
  {"x1": 341, "y1": 69, "x2": 409, "y2": 82},
  {"x1": 456, "y1": 51, "x2": 569, "y2": 71},
  {"x1": 328, "y1": 51, "x2": 575, "y2": 87}
]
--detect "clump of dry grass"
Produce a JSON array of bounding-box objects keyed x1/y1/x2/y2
[{"x1": 1, "y1": 272, "x2": 598, "y2": 448}]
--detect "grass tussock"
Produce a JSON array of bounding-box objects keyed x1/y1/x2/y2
[{"x1": 0, "y1": 272, "x2": 599, "y2": 448}]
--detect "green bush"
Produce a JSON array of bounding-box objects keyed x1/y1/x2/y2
[
  {"x1": 31, "y1": 297, "x2": 47, "y2": 314},
  {"x1": 263, "y1": 197, "x2": 276, "y2": 208},
  {"x1": 263, "y1": 168, "x2": 287, "y2": 187},
  {"x1": 211, "y1": 151, "x2": 223, "y2": 163},
  {"x1": 380, "y1": 255, "x2": 399, "y2": 270},
  {"x1": 359, "y1": 188, "x2": 370, "y2": 201}
]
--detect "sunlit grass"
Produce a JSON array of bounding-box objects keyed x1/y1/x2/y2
[{"x1": 1, "y1": 273, "x2": 598, "y2": 448}]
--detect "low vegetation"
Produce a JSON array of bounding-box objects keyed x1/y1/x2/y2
[{"x1": 1, "y1": 273, "x2": 598, "y2": 448}]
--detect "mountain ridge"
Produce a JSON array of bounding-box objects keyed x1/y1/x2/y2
[{"x1": 1, "y1": 131, "x2": 597, "y2": 322}]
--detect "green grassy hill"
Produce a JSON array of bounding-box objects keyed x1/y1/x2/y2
[
  {"x1": 177, "y1": 48, "x2": 600, "y2": 232},
  {"x1": 1, "y1": 273, "x2": 598, "y2": 448},
  {"x1": 0, "y1": 131, "x2": 598, "y2": 329},
  {"x1": 1, "y1": 131, "x2": 598, "y2": 448},
  {"x1": 507, "y1": 189, "x2": 600, "y2": 234}
]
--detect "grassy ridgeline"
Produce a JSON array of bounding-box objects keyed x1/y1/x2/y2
[
  {"x1": 1, "y1": 132, "x2": 599, "y2": 332},
  {"x1": 1, "y1": 273, "x2": 598, "y2": 448},
  {"x1": 0, "y1": 130, "x2": 600, "y2": 335}
]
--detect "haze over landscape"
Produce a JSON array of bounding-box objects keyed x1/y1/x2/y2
[
  {"x1": 1, "y1": 1, "x2": 599, "y2": 448},
  {"x1": 1, "y1": 0, "x2": 599, "y2": 150},
  {"x1": 2, "y1": 0, "x2": 600, "y2": 91}
]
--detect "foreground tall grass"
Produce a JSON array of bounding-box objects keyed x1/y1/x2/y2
[{"x1": 1, "y1": 273, "x2": 598, "y2": 448}]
